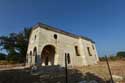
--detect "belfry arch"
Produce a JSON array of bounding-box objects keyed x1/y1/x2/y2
[{"x1": 41, "y1": 45, "x2": 56, "y2": 66}]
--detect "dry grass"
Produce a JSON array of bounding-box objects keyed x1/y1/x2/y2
[
  {"x1": 0, "y1": 60, "x2": 125, "y2": 83},
  {"x1": 75, "y1": 60, "x2": 125, "y2": 81}
]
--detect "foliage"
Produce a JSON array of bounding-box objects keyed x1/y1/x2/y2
[
  {"x1": 116, "y1": 51, "x2": 125, "y2": 58},
  {"x1": 0, "y1": 53, "x2": 6, "y2": 60},
  {"x1": 109, "y1": 56, "x2": 117, "y2": 61},
  {"x1": 99, "y1": 55, "x2": 118, "y2": 61},
  {"x1": 99, "y1": 53, "x2": 125, "y2": 61},
  {"x1": 99, "y1": 56, "x2": 106, "y2": 61},
  {"x1": 0, "y1": 28, "x2": 32, "y2": 63}
]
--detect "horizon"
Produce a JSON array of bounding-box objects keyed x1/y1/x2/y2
[{"x1": 0, "y1": 0, "x2": 125, "y2": 56}]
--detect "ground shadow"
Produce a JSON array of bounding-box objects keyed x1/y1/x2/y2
[{"x1": 0, "y1": 66, "x2": 109, "y2": 83}]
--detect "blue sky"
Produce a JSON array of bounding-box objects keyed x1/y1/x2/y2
[{"x1": 0, "y1": 0, "x2": 125, "y2": 56}]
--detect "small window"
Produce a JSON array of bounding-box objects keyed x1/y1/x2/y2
[
  {"x1": 54, "y1": 34, "x2": 57, "y2": 39},
  {"x1": 75, "y1": 46, "x2": 80, "y2": 56},
  {"x1": 67, "y1": 53, "x2": 71, "y2": 64},
  {"x1": 30, "y1": 51, "x2": 32, "y2": 56},
  {"x1": 87, "y1": 47, "x2": 92, "y2": 56},
  {"x1": 34, "y1": 35, "x2": 36, "y2": 40},
  {"x1": 33, "y1": 47, "x2": 37, "y2": 56},
  {"x1": 92, "y1": 45, "x2": 95, "y2": 50}
]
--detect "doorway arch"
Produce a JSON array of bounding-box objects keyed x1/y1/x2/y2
[{"x1": 41, "y1": 45, "x2": 56, "y2": 66}]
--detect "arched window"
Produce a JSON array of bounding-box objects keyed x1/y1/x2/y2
[
  {"x1": 34, "y1": 35, "x2": 37, "y2": 40},
  {"x1": 87, "y1": 47, "x2": 92, "y2": 56},
  {"x1": 92, "y1": 45, "x2": 95, "y2": 50},
  {"x1": 30, "y1": 51, "x2": 32, "y2": 56},
  {"x1": 33, "y1": 47, "x2": 37, "y2": 56},
  {"x1": 67, "y1": 53, "x2": 71, "y2": 64},
  {"x1": 75, "y1": 46, "x2": 80, "y2": 56},
  {"x1": 33, "y1": 47, "x2": 37, "y2": 64},
  {"x1": 54, "y1": 34, "x2": 57, "y2": 39}
]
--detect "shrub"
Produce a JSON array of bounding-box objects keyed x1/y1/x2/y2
[
  {"x1": 0, "y1": 53, "x2": 6, "y2": 60},
  {"x1": 116, "y1": 51, "x2": 125, "y2": 58},
  {"x1": 6, "y1": 54, "x2": 19, "y2": 63},
  {"x1": 99, "y1": 57, "x2": 106, "y2": 61}
]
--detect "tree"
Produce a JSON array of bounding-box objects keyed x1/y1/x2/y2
[
  {"x1": 0, "y1": 28, "x2": 32, "y2": 63},
  {"x1": 116, "y1": 51, "x2": 125, "y2": 58},
  {"x1": 0, "y1": 53, "x2": 6, "y2": 60}
]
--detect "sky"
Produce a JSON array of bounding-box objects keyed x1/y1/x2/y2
[{"x1": 0, "y1": 0, "x2": 125, "y2": 56}]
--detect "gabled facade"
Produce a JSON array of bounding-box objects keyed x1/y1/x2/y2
[{"x1": 26, "y1": 23, "x2": 99, "y2": 67}]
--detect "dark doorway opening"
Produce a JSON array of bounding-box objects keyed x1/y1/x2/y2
[
  {"x1": 41, "y1": 45, "x2": 55, "y2": 66},
  {"x1": 45, "y1": 56, "x2": 49, "y2": 65}
]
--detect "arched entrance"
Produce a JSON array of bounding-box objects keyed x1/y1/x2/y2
[{"x1": 41, "y1": 45, "x2": 56, "y2": 66}]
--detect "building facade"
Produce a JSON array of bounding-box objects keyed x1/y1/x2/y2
[{"x1": 26, "y1": 23, "x2": 99, "y2": 67}]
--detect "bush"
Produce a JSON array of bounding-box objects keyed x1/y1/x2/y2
[
  {"x1": 0, "y1": 60, "x2": 8, "y2": 65},
  {"x1": 99, "y1": 54, "x2": 125, "y2": 61},
  {"x1": 0, "y1": 53, "x2": 6, "y2": 60},
  {"x1": 117, "y1": 51, "x2": 125, "y2": 58},
  {"x1": 99, "y1": 57, "x2": 106, "y2": 61},
  {"x1": 6, "y1": 55, "x2": 19, "y2": 63},
  {"x1": 109, "y1": 56, "x2": 117, "y2": 61}
]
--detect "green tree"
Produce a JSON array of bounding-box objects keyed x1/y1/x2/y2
[
  {"x1": 116, "y1": 51, "x2": 125, "y2": 58},
  {"x1": 0, "y1": 28, "x2": 32, "y2": 63},
  {"x1": 15, "y1": 28, "x2": 32, "y2": 62},
  {"x1": 0, "y1": 53, "x2": 6, "y2": 60}
]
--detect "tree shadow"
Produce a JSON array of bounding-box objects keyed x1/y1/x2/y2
[
  {"x1": 32, "y1": 66, "x2": 108, "y2": 83},
  {"x1": 0, "y1": 66, "x2": 110, "y2": 83},
  {"x1": 0, "y1": 69, "x2": 39, "y2": 83},
  {"x1": 82, "y1": 72, "x2": 109, "y2": 83}
]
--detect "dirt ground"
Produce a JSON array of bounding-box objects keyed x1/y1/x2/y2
[
  {"x1": 76, "y1": 60, "x2": 125, "y2": 81},
  {"x1": 0, "y1": 60, "x2": 124, "y2": 83}
]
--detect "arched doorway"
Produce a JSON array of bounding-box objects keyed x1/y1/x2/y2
[
  {"x1": 33, "y1": 47, "x2": 37, "y2": 64},
  {"x1": 41, "y1": 45, "x2": 56, "y2": 66}
]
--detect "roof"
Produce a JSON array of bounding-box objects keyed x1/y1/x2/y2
[{"x1": 32, "y1": 22, "x2": 95, "y2": 43}]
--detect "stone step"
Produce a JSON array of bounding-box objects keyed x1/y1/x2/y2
[{"x1": 31, "y1": 65, "x2": 80, "y2": 76}]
